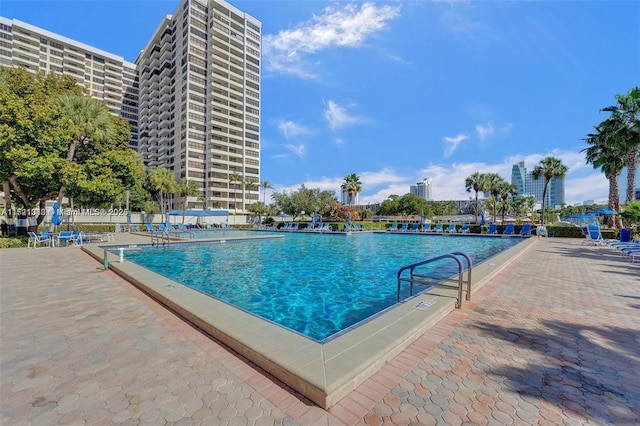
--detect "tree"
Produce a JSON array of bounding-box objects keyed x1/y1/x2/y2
[
  {"x1": 465, "y1": 172, "x2": 486, "y2": 224},
  {"x1": 228, "y1": 172, "x2": 243, "y2": 216},
  {"x1": 495, "y1": 181, "x2": 517, "y2": 223},
  {"x1": 148, "y1": 167, "x2": 178, "y2": 216},
  {"x1": 54, "y1": 94, "x2": 117, "y2": 205},
  {"x1": 0, "y1": 67, "x2": 144, "y2": 230},
  {"x1": 483, "y1": 173, "x2": 504, "y2": 223},
  {"x1": 177, "y1": 178, "x2": 203, "y2": 224},
  {"x1": 532, "y1": 157, "x2": 569, "y2": 226},
  {"x1": 341, "y1": 173, "x2": 362, "y2": 206},
  {"x1": 271, "y1": 185, "x2": 337, "y2": 220},
  {"x1": 259, "y1": 180, "x2": 275, "y2": 206},
  {"x1": 245, "y1": 179, "x2": 258, "y2": 211},
  {"x1": 603, "y1": 87, "x2": 640, "y2": 204},
  {"x1": 583, "y1": 120, "x2": 627, "y2": 227}
]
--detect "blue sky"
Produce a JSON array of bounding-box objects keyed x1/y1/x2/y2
[{"x1": 2, "y1": 0, "x2": 639, "y2": 205}]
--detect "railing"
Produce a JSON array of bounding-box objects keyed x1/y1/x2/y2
[
  {"x1": 151, "y1": 229, "x2": 171, "y2": 246},
  {"x1": 397, "y1": 252, "x2": 472, "y2": 308}
]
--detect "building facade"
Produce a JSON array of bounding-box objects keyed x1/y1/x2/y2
[
  {"x1": 136, "y1": 0, "x2": 261, "y2": 211},
  {"x1": 410, "y1": 178, "x2": 432, "y2": 201},
  {"x1": 511, "y1": 161, "x2": 565, "y2": 208},
  {"x1": 0, "y1": 18, "x2": 140, "y2": 149}
]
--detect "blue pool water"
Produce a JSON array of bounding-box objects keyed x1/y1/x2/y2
[{"x1": 121, "y1": 233, "x2": 522, "y2": 341}]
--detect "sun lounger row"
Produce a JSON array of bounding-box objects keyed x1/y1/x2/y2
[{"x1": 385, "y1": 223, "x2": 532, "y2": 236}]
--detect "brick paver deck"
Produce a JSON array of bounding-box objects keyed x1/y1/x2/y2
[{"x1": 1, "y1": 237, "x2": 639, "y2": 425}]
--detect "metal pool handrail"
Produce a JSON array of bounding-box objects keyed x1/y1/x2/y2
[{"x1": 397, "y1": 252, "x2": 473, "y2": 308}]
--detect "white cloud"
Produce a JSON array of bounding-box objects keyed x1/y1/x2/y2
[
  {"x1": 324, "y1": 100, "x2": 365, "y2": 131},
  {"x1": 443, "y1": 133, "x2": 468, "y2": 157},
  {"x1": 263, "y1": 2, "x2": 401, "y2": 78},
  {"x1": 269, "y1": 150, "x2": 613, "y2": 207},
  {"x1": 475, "y1": 122, "x2": 495, "y2": 142},
  {"x1": 475, "y1": 121, "x2": 512, "y2": 142},
  {"x1": 278, "y1": 120, "x2": 311, "y2": 139},
  {"x1": 285, "y1": 144, "x2": 305, "y2": 158}
]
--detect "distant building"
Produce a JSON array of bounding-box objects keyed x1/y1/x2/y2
[
  {"x1": 511, "y1": 161, "x2": 565, "y2": 208},
  {"x1": 410, "y1": 178, "x2": 432, "y2": 201}
]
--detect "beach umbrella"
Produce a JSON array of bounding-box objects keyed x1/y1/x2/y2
[
  {"x1": 420, "y1": 211, "x2": 425, "y2": 225},
  {"x1": 127, "y1": 211, "x2": 132, "y2": 224},
  {"x1": 480, "y1": 211, "x2": 485, "y2": 225},
  {"x1": 52, "y1": 202, "x2": 62, "y2": 226},
  {"x1": 347, "y1": 212, "x2": 352, "y2": 224}
]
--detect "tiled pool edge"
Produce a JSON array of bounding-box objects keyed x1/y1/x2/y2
[{"x1": 81, "y1": 236, "x2": 536, "y2": 409}]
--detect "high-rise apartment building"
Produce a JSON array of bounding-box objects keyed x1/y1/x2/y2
[
  {"x1": 0, "y1": 18, "x2": 140, "y2": 149},
  {"x1": 410, "y1": 178, "x2": 432, "y2": 201},
  {"x1": 136, "y1": 0, "x2": 261, "y2": 211},
  {"x1": 511, "y1": 161, "x2": 565, "y2": 208}
]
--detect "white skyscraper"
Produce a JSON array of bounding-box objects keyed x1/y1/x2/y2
[
  {"x1": 136, "y1": 0, "x2": 261, "y2": 211},
  {"x1": 410, "y1": 178, "x2": 432, "y2": 201}
]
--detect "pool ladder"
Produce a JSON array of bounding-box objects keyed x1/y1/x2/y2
[
  {"x1": 397, "y1": 252, "x2": 472, "y2": 308},
  {"x1": 151, "y1": 229, "x2": 171, "y2": 246}
]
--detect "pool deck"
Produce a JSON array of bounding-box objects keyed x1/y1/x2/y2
[{"x1": 1, "y1": 234, "x2": 639, "y2": 424}]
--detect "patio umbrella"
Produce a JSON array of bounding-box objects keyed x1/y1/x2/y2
[
  {"x1": 420, "y1": 211, "x2": 425, "y2": 225},
  {"x1": 52, "y1": 202, "x2": 62, "y2": 226}
]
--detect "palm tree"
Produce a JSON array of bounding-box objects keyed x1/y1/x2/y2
[
  {"x1": 55, "y1": 94, "x2": 116, "y2": 204},
  {"x1": 583, "y1": 119, "x2": 626, "y2": 228},
  {"x1": 532, "y1": 157, "x2": 568, "y2": 226},
  {"x1": 495, "y1": 181, "x2": 517, "y2": 223},
  {"x1": 148, "y1": 167, "x2": 178, "y2": 216},
  {"x1": 483, "y1": 173, "x2": 504, "y2": 223},
  {"x1": 228, "y1": 172, "x2": 243, "y2": 216},
  {"x1": 178, "y1": 178, "x2": 202, "y2": 224},
  {"x1": 603, "y1": 87, "x2": 640, "y2": 204},
  {"x1": 259, "y1": 180, "x2": 275, "y2": 206},
  {"x1": 341, "y1": 173, "x2": 363, "y2": 207},
  {"x1": 465, "y1": 172, "x2": 486, "y2": 224}
]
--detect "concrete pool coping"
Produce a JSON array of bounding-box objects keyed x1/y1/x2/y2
[{"x1": 82, "y1": 233, "x2": 536, "y2": 409}]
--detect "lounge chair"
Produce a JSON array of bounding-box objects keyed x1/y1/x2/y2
[
  {"x1": 145, "y1": 223, "x2": 156, "y2": 232},
  {"x1": 399, "y1": 223, "x2": 408, "y2": 232},
  {"x1": 409, "y1": 224, "x2": 419, "y2": 232},
  {"x1": 487, "y1": 224, "x2": 498, "y2": 235},
  {"x1": 444, "y1": 223, "x2": 456, "y2": 233},
  {"x1": 27, "y1": 231, "x2": 50, "y2": 248},
  {"x1": 502, "y1": 223, "x2": 515, "y2": 235},
  {"x1": 432, "y1": 223, "x2": 444, "y2": 233},
  {"x1": 388, "y1": 223, "x2": 398, "y2": 232},
  {"x1": 583, "y1": 224, "x2": 604, "y2": 245},
  {"x1": 458, "y1": 224, "x2": 470, "y2": 233},
  {"x1": 57, "y1": 230, "x2": 74, "y2": 246},
  {"x1": 520, "y1": 224, "x2": 532, "y2": 237}
]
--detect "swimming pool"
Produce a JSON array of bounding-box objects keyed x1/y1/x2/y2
[{"x1": 118, "y1": 232, "x2": 523, "y2": 341}]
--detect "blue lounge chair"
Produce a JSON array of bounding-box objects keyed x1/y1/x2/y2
[
  {"x1": 432, "y1": 223, "x2": 444, "y2": 233},
  {"x1": 487, "y1": 224, "x2": 498, "y2": 235},
  {"x1": 583, "y1": 224, "x2": 604, "y2": 245},
  {"x1": 388, "y1": 223, "x2": 398, "y2": 232},
  {"x1": 520, "y1": 224, "x2": 532, "y2": 236},
  {"x1": 458, "y1": 224, "x2": 470, "y2": 233},
  {"x1": 27, "y1": 231, "x2": 50, "y2": 248},
  {"x1": 445, "y1": 223, "x2": 456, "y2": 233},
  {"x1": 409, "y1": 224, "x2": 419, "y2": 232},
  {"x1": 57, "y1": 230, "x2": 74, "y2": 246},
  {"x1": 146, "y1": 223, "x2": 156, "y2": 232},
  {"x1": 399, "y1": 223, "x2": 408, "y2": 232},
  {"x1": 502, "y1": 223, "x2": 515, "y2": 235}
]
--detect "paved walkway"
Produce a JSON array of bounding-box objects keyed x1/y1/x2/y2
[{"x1": 1, "y1": 237, "x2": 639, "y2": 425}]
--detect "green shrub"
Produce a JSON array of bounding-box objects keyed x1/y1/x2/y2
[{"x1": 0, "y1": 237, "x2": 29, "y2": 248}]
